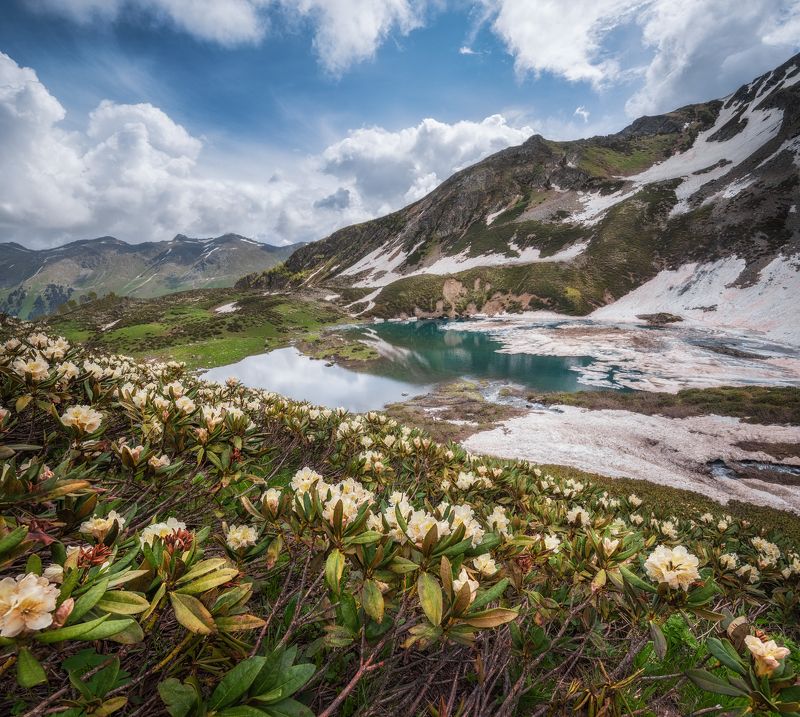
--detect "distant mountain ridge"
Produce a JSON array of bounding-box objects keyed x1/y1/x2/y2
[
  {"x1": 238, "y1": 53, "x2": 800, "y2": 344},
  {"x1": 0, "y1": 233, "x2": 302, "y2": 318}
]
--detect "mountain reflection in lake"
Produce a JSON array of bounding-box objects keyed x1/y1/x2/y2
[
  {"x1": 202, "y1": 321, "x2": 601, "y2": 412},
  {"x1": 202, "y1": 347, "x2": 428, "y2": 413},
  {"x1": 344, "y1": 320, "x2": 597, "y2": 392}
]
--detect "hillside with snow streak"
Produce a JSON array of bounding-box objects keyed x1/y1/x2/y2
[{"x1": 240, "y1": 54, "x2": 800, "y2": 339}]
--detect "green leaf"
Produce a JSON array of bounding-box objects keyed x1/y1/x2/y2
[
  {"x1": 175, "y1": 568, "x2": 239, "y2": 595},
  {"x1": 17, "y1": 647, "x2": 47, "y2": 688},
  {"x1": 80, "y1": 619, "x2": 135, "y2": 641},
  {"x1": 261, "y1": 698, "x2": 314, "y2": 717},
  {"x1": 215, "y1": 614, "x2": 267, "y2": 632},
  {"x1": 253, "y1": 664, "x2": 315, "y2": 704},
  {"x1": 218, "y1": 708, "x2": 270, "y2": 717},
  {"x1": 706, "y1": 638, "x2": 747, "y2": 676},
  {"x1": 96, "y1": 590, "x2": 150, "y2": 615},
  {"x1": 169, "y1": 592, "x2": 216, "y2": 635},
  {"x1": 0, "y1": 526, "x2": 28, "y2": 556},
  {"x1": 158, "y1": 678, "x2": 199, "y2": 717},
  {"x1": 325, "y1": 549, "x2": 345, "y2": 595},
  {"x1": 175, "y1": 558, "x2": 228, "y2": 585},
  {"x1": 70, "y1": 578, "x2": 109, "y2": 623},
  {"x1": 686, "y1": 668, "x2": 750, "y2": 697},
  {"x1": 469, "y1": 578, "x2": 510, "y2": 612},
  {"x1": 650, "y1": 621, "x2": 667, "y2": 660},
  {"x1": 361, "y1": 580, "x2": 384, "y2": 624},
  {"x1": 619, "y1": 566, "x2": 657, "y2": 593},
  {"x1": 209, "y1": 656, "x2": 267, "y2": 710},
  {"x1": 417, "y1": 572, "x2": 443, "y2": 627},
  {"x1": 25, "y1": 552, "x2": 42, "y2": 576},
  {"x1": 461, "y1": 607, "x2": 518, "y2": 629},
  {"x1": 36, "y1": 614, "x2": 110, "y2": 643}
]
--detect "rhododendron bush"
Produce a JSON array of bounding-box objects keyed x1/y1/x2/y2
[{"x1": 0, "y1": 318, "x2": 798, "y2": 716}]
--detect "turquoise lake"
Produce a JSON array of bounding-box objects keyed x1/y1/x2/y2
[{"x1": 203, "y1": 320, "x2": 604, "y2": 412}]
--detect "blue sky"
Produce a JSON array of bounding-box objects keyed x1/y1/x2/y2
[{"x1": 0, "y1": 0, "x2": 798, "y2": 248}]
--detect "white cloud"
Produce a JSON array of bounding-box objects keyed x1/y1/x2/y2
[
  {"x1": 481, "y1": 0, "x2": 800, "y2": 115},
  {"x1": 278, "y1": 0, "x2": 428, "y2": 74},
  {"x1": 320, "y1": 114, "x2": 533, "y2": 212},
  {"x1": 574, "y1": 106, "x2": 590, "y2": 122},
  {"x1": 626, "y1": 0, "x2": 800, "y2": 116},
  {"x1": 0, "y1": 52, "x2": 533, "y2": 248},
  {"x1": 482, "y1": 0, "x2": 647, "y2": 87}
]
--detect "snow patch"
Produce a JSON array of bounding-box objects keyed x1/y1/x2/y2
[
  {"x1": 214, "y1": 302, "x2": 239, "y2": 314},
  {"x1": 464, "y1": 407, "x2": 800, "y2": 513},
  {"x1": 593, "y1": 253, "x2": 800, "y2": 346}
]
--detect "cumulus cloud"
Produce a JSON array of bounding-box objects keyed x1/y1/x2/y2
[
  {"x1": 626, "y1": 0, "x2": 800, "y2": 116},
  {"x1": 0, "y1": 52, "x2": 533, "y2": 248},
  {"x1": 480, "y1": 0, "x2": 800, "y2": 115},
  {"x1": 482, "y1": 0, "x2": 646, "y2": 87},
  {"x1": 321, "y1": 114, "x2": 533, "y2": 212},
  {"x1": 278, "y1": 0, "x2": 427, "y2": 74}
]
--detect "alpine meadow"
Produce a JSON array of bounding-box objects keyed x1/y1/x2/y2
[{"x1": 1, "y1": 2, "x2": 800, "y2": 716}]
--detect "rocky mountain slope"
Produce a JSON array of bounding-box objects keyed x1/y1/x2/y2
[
  {"x1": 239, "y1": 54, "x2": 800, "y2": 344},
  {"x1": 0, "y1": 234, "x2": 299, "y2": 318}
]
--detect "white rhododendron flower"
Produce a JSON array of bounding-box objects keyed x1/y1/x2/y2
[
  {"x1": 140, "y1": 517, "x2": 187, "y2": 546},
  {"x1": 544, "y1": 534, "x2": 562, "y2": 553},
  {"x1": 61, "y1": 405, "x2": 103, "y2": 433},
  {"x1": 226, "y1": 524, "x2": 258, "y2": 550},
  {"x1": 0, "y1": 573, "x2": 60, "y2": 637},
  {"x1": 175, "y1": 396, "x2": 196, "y2": 414},
  {"x1": 262, "y1": 488, "x2": 281, "y2": 511},
  {"x1": 566, "y1": 507, "x2": 590, "y2": 526},
  {"x1": 472, "y1": 553, "x2": 498, "y2": 576},
  {"x1": 13, "y1": 355, "x2": 50, "y2": 382},
  {"x1": 745, "y1": 635, "x2": 790, "y2": 677},
  {"x1": 42, "y1": 564, "x2": 64, "y2": 584},
  {"x1": 644, "y1": 545, "x2": 700, "y2": 591},
  {"x1": 453, "y1": 568, "x2": 479, "y2": 603},
  {"x1": 628, "y1": 494, "x2": 642, "y2": 507},
  {"x1": 148, "y1": 454, "x2": 171, "y2": 469},
  {"x1": 601, "y1": 537, "x2": 619, "y2": 556},
  {"x1": 719, "y1": 553, "x2": 739, "y2": 570},
  {"x1": 488, "y1": 506, "x2": 511, "y2": 537},
  {"x1": 291, "y1": 466, "x2": 324, "y2": 494},
  {"x1": 737, "y1": 564, "x2": 760, "y2": 584},
  {"x1": 80, "y1": 510, "x2": 126, "y2": 540}
]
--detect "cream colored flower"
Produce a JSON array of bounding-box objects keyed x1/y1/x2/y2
[
  {"x1": 262, "y1": 488, "x2": 281, "y2": 512},
  {"x1": 13, "y1": 355, "x2": 50, "y2": 382},
  {"x1": 745, "y1": 635, "x2": 790, "y2": 677},
  {"x1": 0, "y1": 573, "x2": 59, "y2": 637},
  {"x1": 175, "y1": 396, "x2": 196, "y2": 414},
  {"x1": 472, "y1": 553, "x2": 498, "y2": 576},
  {"x1": 566, "y1": 506, "x2": 590, "y2": 527},
  {"x1": 544, "y1": 534, "x2": 561, "y2": 553},
  {"x1": 453, "y1": 568, "x2": 479, "y2": 603},
  {"x1": 140, "y1": 517, "x2": 187, "y2": 546},
  {"x1": 628, "y1": 493, "x2": 642, "y2": 507},
  {"x1": 644, "y1": 545, "x2": 700, "y2": 591},
  {"x1": 601, "y1": 537, "x2": 620, "y2": 556},
  {"x1": 79, "y1": 510, "x2": 125, "y2": 541},
  {"x1": 291, "y1": 466, "x2": 324, "y2": 494},
  {"x1": 61, "y1": 405, "x2": 103, "y2": 433},
  {"x1": 226, "y1": 524, "x2": 258, "y2": 550},
  {"x1": 42, "y1": 564, "x2": 64, "y2": 584},
  {"x1": 719, "y1": 553, "x2": 739, "y2": 570},
  {"x1": 148, "y1": 454, "x2": 171, "y2": 469}
]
